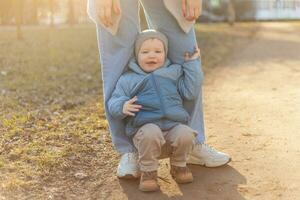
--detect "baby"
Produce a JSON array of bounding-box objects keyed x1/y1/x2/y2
[{"x1": 108, "y1": 29, "x2": 203, "y2": 192}]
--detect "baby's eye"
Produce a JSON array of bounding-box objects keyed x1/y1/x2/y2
[
  {"x1": 141, "y1": 51, "x2": 149, "y2": 54},
  {"x1": 155, "y1": 51, "x2": 162, "y2": 53}
]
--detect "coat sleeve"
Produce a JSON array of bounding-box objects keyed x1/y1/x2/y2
[
  {"x1": 107, "y1": 76, "x2": 131, "y2": 119},
  {"x1": 177, "y1": 58, "x2": 203, "y2": 100}
]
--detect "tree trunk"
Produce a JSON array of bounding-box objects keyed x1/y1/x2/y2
[
  {"x1": 32, "y1": 0, "x2": 39, "y2": 24},
  {"x1": 68, "y1": 0, "x2": 75, "y2": 25},
  {"x1": 49, "y1": 0, "x2": 54, "y2": 27},
  {"x1": 227, "y1": 0, "x2": 236, "y2": 26},
  {"x1": 16, "y1": 0, "x2": 23, "y2": 40},
  {"x1": 0, "y1": 0, "x2": 13, "y2": 25}
]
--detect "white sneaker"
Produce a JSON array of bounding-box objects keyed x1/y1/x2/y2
[
  {"x1": 117, "y1": 152, "x2": 140, "y2": 179},
  {"x1": 187, "y1": 143, "x2": 231, "y2": 167}
]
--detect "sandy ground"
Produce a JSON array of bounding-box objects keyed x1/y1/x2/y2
[
  {"x1": 1, "y1": 22, "x2": 298, "y2": 200},
  {"x1": 98, "y1": 22, "x2": 300, "y2": 200}
]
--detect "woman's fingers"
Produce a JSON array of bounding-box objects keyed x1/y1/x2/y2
[
  {"x1": 182, "y1": 0, "x2": 187, "y2": 17},
  {"x1": 95, "y1": 0, "x2": 111, "y2": 26},
  {"x1": 96, "y1": 0, "x2": 121, "y2": 27},
  {"x1": 98, "y1": 8, "x2": 107, "y2": 27},
  {"x1": 188, "y1": 3, "x2": 195, "y2": 21},
  {"x1": 184, "y1": 52, "x2": 190, "y2": 61},
  {"x1": 183, "y1": 0, "x2": 201, "y2": 21},
  {"x1": 113, "y1": 0, "x2": 121, "y2": 15},
  {"x1": 97, "y1": 7, "x2": 111, "y2": 26},
  {"x1": 104, "y1": 7, "x2": 113, "y2": 27},
  {"x1": 194, "y1": 7, "x2": 200, "y2": 19}
]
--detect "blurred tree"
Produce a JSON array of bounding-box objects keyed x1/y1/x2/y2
[
  {"x1": 49, "y1": 0, "x2": 54, "y2": 26},
  {"x1": 31, "y1": 0, "x2": 39, "y2": 24},
  {"x1": 226, "y1": 0, "x2": 235, "y2": 25},
  {"x1": 0, "y1": 0, "x2": 14, "y2": 25},
  {"x1": 73, "y1": 0, "x2": 89, "y2": 24},
  {"x1": 233, "y1": 0, "x2": 255, "y2": 21},
  {"x1": 15, "y1": 0, "x2": 23, "y2": 39},
  {"x1": 35, "y1": 0, "x2": 59, "y2": 25},
  {"x1": 0, "y1": 0, "x2": 90, "y2": 26},
  {"x1": 67, "y1": 0, "x2": 75, "y2": 25}
]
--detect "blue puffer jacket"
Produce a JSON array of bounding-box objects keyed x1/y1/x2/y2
[{"x1": 107, "y1": 57, "x2": 203, "y2": 137}]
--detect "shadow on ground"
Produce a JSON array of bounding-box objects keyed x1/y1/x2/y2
[{"x1": 119, "y1": 164, "x2": 246, "y2": 200}]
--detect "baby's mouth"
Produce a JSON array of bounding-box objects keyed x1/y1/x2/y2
[{"x1": 146, "y1": 61, "x2": 157, "y2": 65}]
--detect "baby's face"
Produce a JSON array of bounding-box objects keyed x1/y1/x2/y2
[{"x1": 137, "y1": 38, "x2": 165, "y2": 73}]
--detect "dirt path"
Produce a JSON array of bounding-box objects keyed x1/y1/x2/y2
[
  {"x1": 98, "y1": 22, "x2": 300, "y2": 200},
  {"x1": 202, "y1": 22, "x2": 300, "y2": 200}
]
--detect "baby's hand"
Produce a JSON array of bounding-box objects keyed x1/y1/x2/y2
[
  {"x1": 122, "y1": 96, "x2": 142, "y2": 116},
  {"x1": 184, "y1": 46, "x2": 201, "y2": 61}
]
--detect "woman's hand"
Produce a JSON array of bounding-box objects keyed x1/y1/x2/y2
[
  {"x1": 95, "y1": 0, "x2": 121, "y2": 27},
  {"x1": 181, "y1": 0, "x2": 202, "y2": 21},
  {"x1": 122, "y1": 96, "x2": 142, "y2": 116},
  {"x1": 184, "y1": 46, "x2": 201, "y2": 61}
]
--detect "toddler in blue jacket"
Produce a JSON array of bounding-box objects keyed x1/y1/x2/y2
[{"x1": 108, "y1": 29, "x2": 203, "y2": 192}]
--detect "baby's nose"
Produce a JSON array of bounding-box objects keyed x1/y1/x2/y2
[{"x1": 148, "y1": 53, "x2": 156, "y2": 58}]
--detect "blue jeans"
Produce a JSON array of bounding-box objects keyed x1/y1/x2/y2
[{"x1": 95, "y1": 0, "x2": 205, "y2": 153}]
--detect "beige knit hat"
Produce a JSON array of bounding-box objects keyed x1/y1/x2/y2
[{"x1": 134, "y1": 29, "x2": 168, "y2": 58}]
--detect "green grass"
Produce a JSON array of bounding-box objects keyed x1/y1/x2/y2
[{"x1": 0, "y1": 23, "x2": 257, "y2": 199}]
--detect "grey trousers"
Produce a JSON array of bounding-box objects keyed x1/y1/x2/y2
[
  {"x1": 95, "y1": 0, "x2": 205, "y2": 153},
  {"x1": 133, "y1": 123, "x2": 196, "y2": 172}
]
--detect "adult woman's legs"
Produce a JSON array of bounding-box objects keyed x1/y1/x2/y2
[
  {"x1": 140, "y1": 0, "x2": 231, "y2": 167},
  {"x1": 95, "y1": 0, "x2": 140, "y2": 153},
  {"x1": 140, "y1": 0, "x2": 205, "y2": 143}
]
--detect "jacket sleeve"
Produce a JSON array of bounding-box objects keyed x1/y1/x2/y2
[
  {"x1": 177, "y1": 58, "x2": 203, "y2": 100},
  {"x1": 107, "y1": 76, "x2": 131, "y2": 119}
]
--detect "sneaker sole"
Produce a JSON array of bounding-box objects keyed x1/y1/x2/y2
[
  {"x1": 171, "y1": 175, "x2": 193, "y2": 184},
  {"x1": 187, "y1": 156, "x2": 232, "y2": 168},
  {"x1": 139, "y1": 185, "x2": 160, "y2": 192},
  {"x1": 117, "y1": 174, "x2": 139, "y2": 179}
]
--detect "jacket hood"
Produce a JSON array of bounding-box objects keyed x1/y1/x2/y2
[{"x1": 128, "y1": 57, "x2": 171, "y2": 75}]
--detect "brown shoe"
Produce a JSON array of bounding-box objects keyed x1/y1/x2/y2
[
  {"x1": 139, "y1": 171, "x2": 159, "y2": 192},
  {"x1": 170, "y1": 165, "x2": 193, "y2": 184}
]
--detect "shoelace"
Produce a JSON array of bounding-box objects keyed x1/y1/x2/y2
[
  {"x1": 125, "y1": 153, "x2": 138, "y2": 162},
  {"x1": 192, "y1": 143, "x2": 218, "y2": 154},
  {"x1": 143, "y1": 171, "x2": 171, "y2": 184},
  {"x1": 143, "y1": 171, "x2": 157, "y2": 181},
  {"x1": 202, "y1": 143, "x2": 218, "y2": 153},
  {"x1": 171, "y1": 166, "x2": 190, "y2": 174}
]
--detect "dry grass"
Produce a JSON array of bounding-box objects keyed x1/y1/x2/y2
[{"x1": 0, "y1": 22, "x2": 257, "y2": 199}]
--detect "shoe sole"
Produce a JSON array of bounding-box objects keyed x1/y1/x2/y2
[
  {"x1": 139, "y1": 186, "x2": 160, "y2": 192},
  {"x1": 117, "y1": 174, "x2": 140, "y2": 179},
  {"x1": 171, "y1": 175, "x2": 193, "y2": 184},
  {"x1": 187, "y1": 157, "x2": 232, "y2": 168}
]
